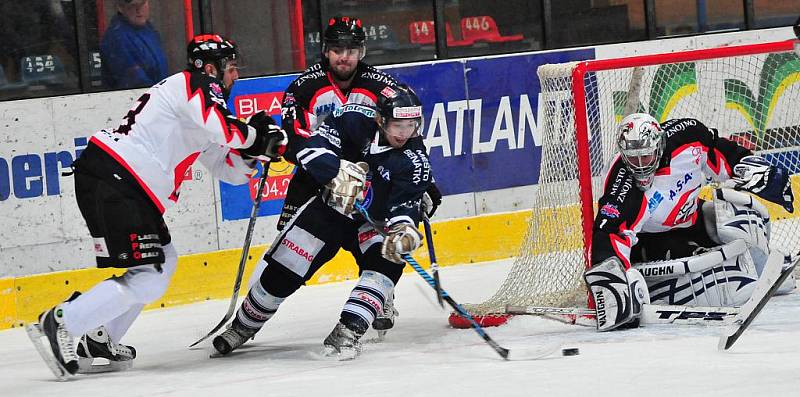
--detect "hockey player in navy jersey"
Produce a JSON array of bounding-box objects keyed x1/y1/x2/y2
[
  {"x1": 258, "y1": 15, "x2": 440, "y2": 335},
  {"x1": 213, "y1": 84, "x2": 431, "y2": 360},
  {"x1": 27, "y1": 34, "x2": 288, "y2": 379},
  {"x1": 586, "y1": 113, "x2": 796, "y2": 331}
]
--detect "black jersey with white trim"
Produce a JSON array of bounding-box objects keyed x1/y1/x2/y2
[
  {"x1": 295, "y1": 104, "x2": 431, "y2": 225},
  {"x1": 591, "y1": 118, "x2": 752, "y2": 268},
  {"x1": 280, "y1": 60, "x2": 399, "y2": 163},
  {"x1": 88, "y1": 70, "x2": 258, "y2": 213}
]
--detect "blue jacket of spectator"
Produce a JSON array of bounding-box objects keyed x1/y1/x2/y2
[{"x1": 100, "y1": 13, "x2": 167, "y2": 89}]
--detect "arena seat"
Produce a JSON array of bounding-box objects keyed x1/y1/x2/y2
[
  {"x1": 408, "y1": 20, "x2": 474, "y2": 47},
  {"x1": 460, "y1": 16, "x2": 524, "y2": 43}
]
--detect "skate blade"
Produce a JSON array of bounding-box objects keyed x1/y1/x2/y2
[
  {"x1": 365, "y1": 330, "x2": 387, "y2": 344},
  {"x1": 77, "y1": 357, "x2": 133, "y2": 374},
  {"x1": 25, "y1": 324, "x2": 72, "y2": 381},
  {"x1": 321, "y1": 345, "x2": 360, "y2": 361}
]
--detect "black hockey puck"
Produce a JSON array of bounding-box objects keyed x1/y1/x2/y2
[{"x1": 561, "y1": 348, "x2": 580, "y2": 356}]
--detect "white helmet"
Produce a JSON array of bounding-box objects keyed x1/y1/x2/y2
[{"x1": 616, "y1": 113, "x2": 665, "y2": 190}]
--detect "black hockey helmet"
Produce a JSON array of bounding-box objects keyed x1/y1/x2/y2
[
  {"x1": 187, "y1": 34, "x2": 239, "y2": 74},
  {"x1": 376, "y1": 84, "x2": 424, "y2": 139},
  {"x1": 323, "y1": 16, "x2": 366, "y2": 52}
]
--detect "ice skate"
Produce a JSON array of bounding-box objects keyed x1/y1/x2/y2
[
  {"x1": 323, "y1": 321, "x2": 365, "y2": 361},
  {"x1": 212, "y1": 320, "x2": 258, "y2": 356},
  {"x1": 76, "y1": 326, "x2": 136, "y2": 373},
  {"x1": 371, "y1": 293, "x2": 398, "y2": 341},
  {"x1": 26, "y1": 305, "x2": 79, "y2": 380}
]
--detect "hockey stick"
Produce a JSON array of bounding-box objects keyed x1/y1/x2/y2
[
  {"x1": 354, "y1": 201, "x2": 510, "y2": 360},
  {"x1": 507, "y1": 303, "x2": 740, "y2": 326},
  {"x1": 422, "y1": 216, "x2": 444, "y2": 308},
  {"x1": 718, "y1": 253, "x2": 799, "y2": 350},
  {"x1": 190, "y1": 164, "x2": 270, "y2": 348}
]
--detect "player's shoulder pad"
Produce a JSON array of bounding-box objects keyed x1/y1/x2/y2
[
  {"x1": 603, "y1": 156, "x2": 637, "y2": 201},
  {"x1": 289, "y1": 62, "x2": 327, "y2": 89},
  {"x1": 399, "y1": 143, "x2": 432, "y2": 186},
  {"x1": 186, "y1": 70, "x2": 227, "y2": 103},
  {"x1": 662, "y1": 117, "x2": 714, "y2": 149},
  {"x1": 357, "y1": 63, "x2": 400, "y2": 87}
]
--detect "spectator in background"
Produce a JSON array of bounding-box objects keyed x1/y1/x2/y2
[{"x1": 100, "y1": 0, "x2": 167, "y2": 89}]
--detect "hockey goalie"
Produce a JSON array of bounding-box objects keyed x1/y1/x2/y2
[{"x1": 586, "y1": 113, "x2": 796, "y2": 331}]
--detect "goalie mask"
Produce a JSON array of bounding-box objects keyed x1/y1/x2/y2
[
  {"x1": 617, "y1": 113, "x2": 665, "y2": 191},
  {"x1": 377, "y1": 84, "x2": 424, "y2": 148}
]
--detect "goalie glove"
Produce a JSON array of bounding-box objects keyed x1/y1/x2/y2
[
  {"x1": 240, "y1": 111, "x2": 288, "y2": 161},
  {"x1": 731, "y1": 155, "x2": 794, "y2": 213},
  {"x1": 324, "y1": 160, "x2": 369, "y2": 215},
  {"x1": 381, "y1": 221, "x2": 422, "y2": 264}
]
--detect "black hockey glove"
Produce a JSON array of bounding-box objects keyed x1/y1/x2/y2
[
  {"x1": 732, "y1": 155, "x2": 794, "y2": 213},
  {"x1": 421, "y1": 182, "x2": 442, "y2": 219},
  {"x1": 241, "y1": 111, "x2": 288, "y2": 161}
]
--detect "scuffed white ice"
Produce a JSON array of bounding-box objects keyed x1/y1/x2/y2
[{"x1": 2, "y1": 258, "x2": 799, "y2": 396}]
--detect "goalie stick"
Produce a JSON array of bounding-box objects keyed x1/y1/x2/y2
[
  {"x1": 507, "y1": 303, "x2": 740, "y2": 326},
  {"x1": 718, "y1": 252, "x2": 799, "y2": 351},
  {"x1": 354, "y1": 201, "x2": 510, "y2": 360},
  {"x1": 190, "y1": 164, "x2": 270, "y2": 348}
]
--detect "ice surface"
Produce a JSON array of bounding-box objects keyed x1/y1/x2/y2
[{"x1": 2, "y1": 258, "x2": 799, "y2": 396}]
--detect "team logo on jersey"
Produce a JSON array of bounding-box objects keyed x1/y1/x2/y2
[
  {"x1": 669, "y1": 173, "x2": 694, "y2": 200},
  {"x1": 600, "y1": 203, "x2": 621, "y2": 218},
  {"x1": 648, "y1": 191, "x2": 664, "y2": 213},
  {"x1": 380, "y1": 86, "x2": 397, "y2": 98},
  {"x1": 209, "y1": 82, "x2": 223, "y2": 98}
]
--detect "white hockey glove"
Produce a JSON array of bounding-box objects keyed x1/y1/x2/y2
[
  {"x1": 381, "y1": 221, "x2": 422, "y2": 264},
  {"x1": 324, "y1": 160, "x2": 369, "y2": 215},
  {"x1": 731, "y1": 155, "x2": 794, "y2": 213},
  {"x1": 241, "y1": 111, "x2": 288, "y2": 161},
  {"x1": 584, "y1": 257, "x2": 648, "y2": 332}
]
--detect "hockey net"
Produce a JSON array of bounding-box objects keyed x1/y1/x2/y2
[{"x1": 459, "y1": 39, "x2": 800, "y2": 321}]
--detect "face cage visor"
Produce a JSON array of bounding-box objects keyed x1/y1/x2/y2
[{"x1": 620, "y1": 144, "x2": 661, "y2": 189}]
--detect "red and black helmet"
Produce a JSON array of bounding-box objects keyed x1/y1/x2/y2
[
  {"x1": 187, "y1": 34, "x2": 238, "y2": 71},
  {"x1": 323, "y1": 16, "x2": 366, "y2": 49}
]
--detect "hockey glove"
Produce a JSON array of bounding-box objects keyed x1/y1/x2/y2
[
  {"x1": 241, "y1": 111, "x2": 288, "y2": 161},
  {"x1": 381, "y1": 221, "x2": 423, "y2": 264},
  {"x1": 421, "y1": 182, "x2": 442, "y2": 219},
  {"x1": 324, "y1": 160, "x2": 369, "y2": 215},
  {"x1": 732, "y1": 155, "x2": 794, "y2": 213}
]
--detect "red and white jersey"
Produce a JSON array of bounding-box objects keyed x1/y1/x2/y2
[
  {"x1": 90, "y1": 70, "x2": 258, "y2": 213},
  {"x1": 591, "y1": 118, "x2": 752, "y2": 268}
]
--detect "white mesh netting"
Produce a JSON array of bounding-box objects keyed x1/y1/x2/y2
[{"x1": 464, "y1": 41, "x2": 800, "y2": 316}]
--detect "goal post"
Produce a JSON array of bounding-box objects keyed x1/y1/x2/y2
[{"x1": 453, "y1": 39, "x2": 800, "y2": 325}]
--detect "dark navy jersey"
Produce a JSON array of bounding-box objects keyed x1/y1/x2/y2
[
  {"x1": 295, "y1": 104, "x2": 431, "y2": 225},
  {"x1": 591, "y1": 118, "x2": 752, "y2": 268},
  {"x1": 280, "y1": 60, "x2": 399, "y2": 163}
]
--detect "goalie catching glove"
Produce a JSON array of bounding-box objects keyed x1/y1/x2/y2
[
  {"x1": 381, "y1": 221, "x2": 422, "y2": 264},
  {"x1": 324, "y1": 160, "x2": 369, "y2": 215},
  {"x1": 731, "y1": 155, "x2": 794, "y2": 213},
  {"x1": 240, "y1": 111, "x2": 288, "y2": 161}
]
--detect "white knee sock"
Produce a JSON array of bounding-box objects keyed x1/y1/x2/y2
[{"x1": 62, "y1": 243, "x2": 178, "y2": 339}]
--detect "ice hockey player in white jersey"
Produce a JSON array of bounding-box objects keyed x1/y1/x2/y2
[
  {"x1": 26, "y1": 34, "x2": 288, "y2": 379},
  {"x1": 585, "y1": 113, "x2": 796, "y2": 331}
]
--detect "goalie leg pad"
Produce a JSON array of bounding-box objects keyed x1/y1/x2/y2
[
  {"x1": 711, "y1": 188, "x2": 771, "y2": 254},
  {"x1": 585, "y1": 258, "x2": 648, "y2": 331}
]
